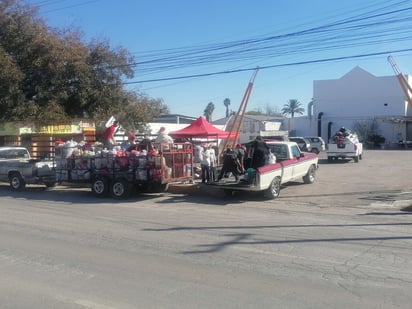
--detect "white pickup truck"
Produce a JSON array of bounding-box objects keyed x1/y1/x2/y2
[
  {"x1": 327, "y1": 141, "x2": 363, "y2": 163},
  {"x1": 0, "y1": 147, "x2": 56, "y2": 190},
  {"x1": 326, "y1": 129, "x2": 363, "y2": 163},
  {"x1": 211, "y1": 141, "x2": 319, "y2": 199}
]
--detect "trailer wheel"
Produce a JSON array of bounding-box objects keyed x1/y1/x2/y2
[
  {"x1": 264, "y1": 177, "x2": 281, "y2": 199},
  {"x1": 327, "y1": 156, "x2": 333, "y2": 163},
  {"x1": 303, "y1": 165, "x2": 316, "y2": 184},
  {"x1": 9, "y1": 173, "x2": 25, "y2": 190},
  {"x1": 91, "y1": 177, "x2": 109, "y2": 197},
  {"x1": 110, "y1": 178, "x2": 131, "y2": 199}
]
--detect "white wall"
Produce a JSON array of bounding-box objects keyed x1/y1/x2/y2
[{"x1": 311, "y1": 66, "x2": 410, "y2": 144}]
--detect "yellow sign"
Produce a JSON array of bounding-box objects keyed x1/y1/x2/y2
[
  {"x1": 0, "y1": 120, "x2": 95, "y2": 136},
  {"x1": 38, "y1": 124, "x2": 73, "y2": 134}
]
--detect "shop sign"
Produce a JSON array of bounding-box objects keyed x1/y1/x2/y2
[{"x1": 37, "y1": 124, "x2": 74, "y2": 134}]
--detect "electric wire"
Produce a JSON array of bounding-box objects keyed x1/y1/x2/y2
[{"x1": 27, "y1": 0, "x2": 412, "y2": 85}]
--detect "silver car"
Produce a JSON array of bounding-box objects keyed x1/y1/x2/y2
[
  {"x1": 303, "y1": 136, "x2": 326, "y2": 154},
  {"x1": 288, "y1": 137, "x2": 312, "y2": 152}
]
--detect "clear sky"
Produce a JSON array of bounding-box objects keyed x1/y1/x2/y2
[{"x1": 26, "y1": 0, "x2": 412, "y2": 120}]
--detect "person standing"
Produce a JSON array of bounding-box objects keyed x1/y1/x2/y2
[
  {"x1": 217, "y1": 147, "x2": 240, "y2": 182},
  {"x1": 124, "y1": 130, "x2": 137, "y2": 151},
  {"x1": 208, "y1": 144, "x2": 217, "y2": 182},
  {"x1": 251, "y1": 136, "x2": 270, "y2": 168},
  {"x1": 155, "y1": 127, "x2": 174, "y2": 144},
  {"x1": 102, "y1": 121, "x2": 120, "y2": 150},
  {"x1": 155, "y1": 127, "x2": 174, "y2": 151},
  {"x1": 201, "y1": 145, "x2": 211, "y2": 183}
]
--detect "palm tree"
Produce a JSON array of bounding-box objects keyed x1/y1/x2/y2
[
  {"x1": 281, "y1": 99, "x2": 305, "y2": 118},
  {"x1": 203, "y1": 102, "x2": 215, "y2": 122},
  {"x1": 223, "y1": 98, "x2": 231, "y2": 118}
]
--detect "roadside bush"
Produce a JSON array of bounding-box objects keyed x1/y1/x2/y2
[{"x1": 367, "y1": 134, "x2": 386, "y2": 148}]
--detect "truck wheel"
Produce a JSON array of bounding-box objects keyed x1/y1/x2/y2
[
  {"x1": 311, "y1": 148, "x2": 320, "y2": 154},
  {"x1": 9, "y1": 173, "x2": 25, "y2": 190},
  {"x1": 110, "y1": 178, "x2": 132, "y2": 199},
  {"x1": 354, "y1": 155, "x2": 359, "y2": 163},
  {"x1": 264, "y1": 177, "x2": 281, "y2": 199},
  {"x1": 359, "y1": 154, "x2": 363, "y2": 160},
  {"x1": 303, "y1": 165, "x2": 316, "y2": 184},
  {"x1": 91, "y1": 177, "x2": 109, "y2": 197}
]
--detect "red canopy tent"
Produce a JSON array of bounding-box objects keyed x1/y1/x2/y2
[{"x1": 169, "y1": 116, "x2": 237, "y2": 139}]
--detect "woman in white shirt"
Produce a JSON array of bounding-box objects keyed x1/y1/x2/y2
[
  {"x1": 201, "y1": 146, "x2": 211, "y2": 183},
  {"x1": 208, "y1": 144, "x2": 217, "y2": 182}
]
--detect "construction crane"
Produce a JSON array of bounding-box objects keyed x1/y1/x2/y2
[
  {"x1": 387, "y1": 55, "x2": 412, "y2": 107},
  {"x1": 220, "y1": 68, "x2": 259, "y2": 153}
]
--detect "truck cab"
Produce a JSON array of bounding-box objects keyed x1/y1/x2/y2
[{"x1": 0, "y1": 147, "x2": 56, "y2": 190}]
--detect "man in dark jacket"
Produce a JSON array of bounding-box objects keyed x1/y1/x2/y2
[
  {"x1": 217, "y1": 147, "x2": 241, "y2": 182},
  {"x1": 250, "y1": 136, "x2": 270, "y2": 168}
]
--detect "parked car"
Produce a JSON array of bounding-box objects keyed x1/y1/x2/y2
[
  {"x1": 303, "y1": 136, "x2": 326, "y2": 154},
  {"x1": 288, "y1": 137, "x2": 312, "y2": 152}
]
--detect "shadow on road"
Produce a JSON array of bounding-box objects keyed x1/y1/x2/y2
[{"x1": 143, "y1": 221, "x2": 412, "y2": 254}]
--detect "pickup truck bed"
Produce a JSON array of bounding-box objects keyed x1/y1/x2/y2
[
  {"x1": 327, "y1": 142, "x2": 363, "y2": 163},
  {"x1": 210, "y1": 141, "x2": 319, "y2": 199}
]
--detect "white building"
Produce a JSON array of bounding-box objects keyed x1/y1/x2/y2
[
  {"x1": 291, "y1": 66, "x2": 412, "y2": 146},
  {"x1": 214, "y1": 115, "x2": 286, "y2": 144}
]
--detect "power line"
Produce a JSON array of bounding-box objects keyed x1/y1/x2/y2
[
  {"x1": 26, "y1": 0, "x2": 412, "y2": 86},
  {"x1": 124, "y1": 48, "x2": 412, "y2": 85},
  {"x1": 131, "y1": 2, "x2": 412, "y2": 79},
  {"x1": 28, "y1": 0, "x2": 101, "y2": 13}
]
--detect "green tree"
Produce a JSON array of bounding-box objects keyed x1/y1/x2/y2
[
  {"x1": 117, "y1": 93, "x2": 169, "y2": 132},
  {"x1": 0, "y1": 0, "x2": 166, "y2": 126},
  {"x1": 223, "y1": 98, "x2": 231, "y2": 118},
  {"x1": 204, "y1": 102, "x2": 215, "y2": 122},
  {"x1": 281, "y1": 99, "x2": 305, "y2": 118}
]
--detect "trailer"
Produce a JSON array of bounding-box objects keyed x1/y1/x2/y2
[{"x1": 54, "y1": 142, "x2": 193, "y2": 198}]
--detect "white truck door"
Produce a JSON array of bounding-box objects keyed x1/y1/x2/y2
[{"x1": 291, "y1": 145, "x2": 308, "y2": 179}]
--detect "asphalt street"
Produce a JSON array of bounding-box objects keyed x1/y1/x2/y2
[{"x1": 0, "y1": 150, "x2": 412, "y2": 308}]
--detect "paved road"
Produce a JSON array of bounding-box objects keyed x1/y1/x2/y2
[{"x1": 1, "y1": 150, "x2": 412, "y2": 308}]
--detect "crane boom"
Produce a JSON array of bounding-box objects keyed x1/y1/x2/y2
[
  {"x1": 387, "y1": 55, "x2": 412, "y2": 107},
  {"x1": 220, "y1": 68, "x2": 259, "y2": 152}
]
